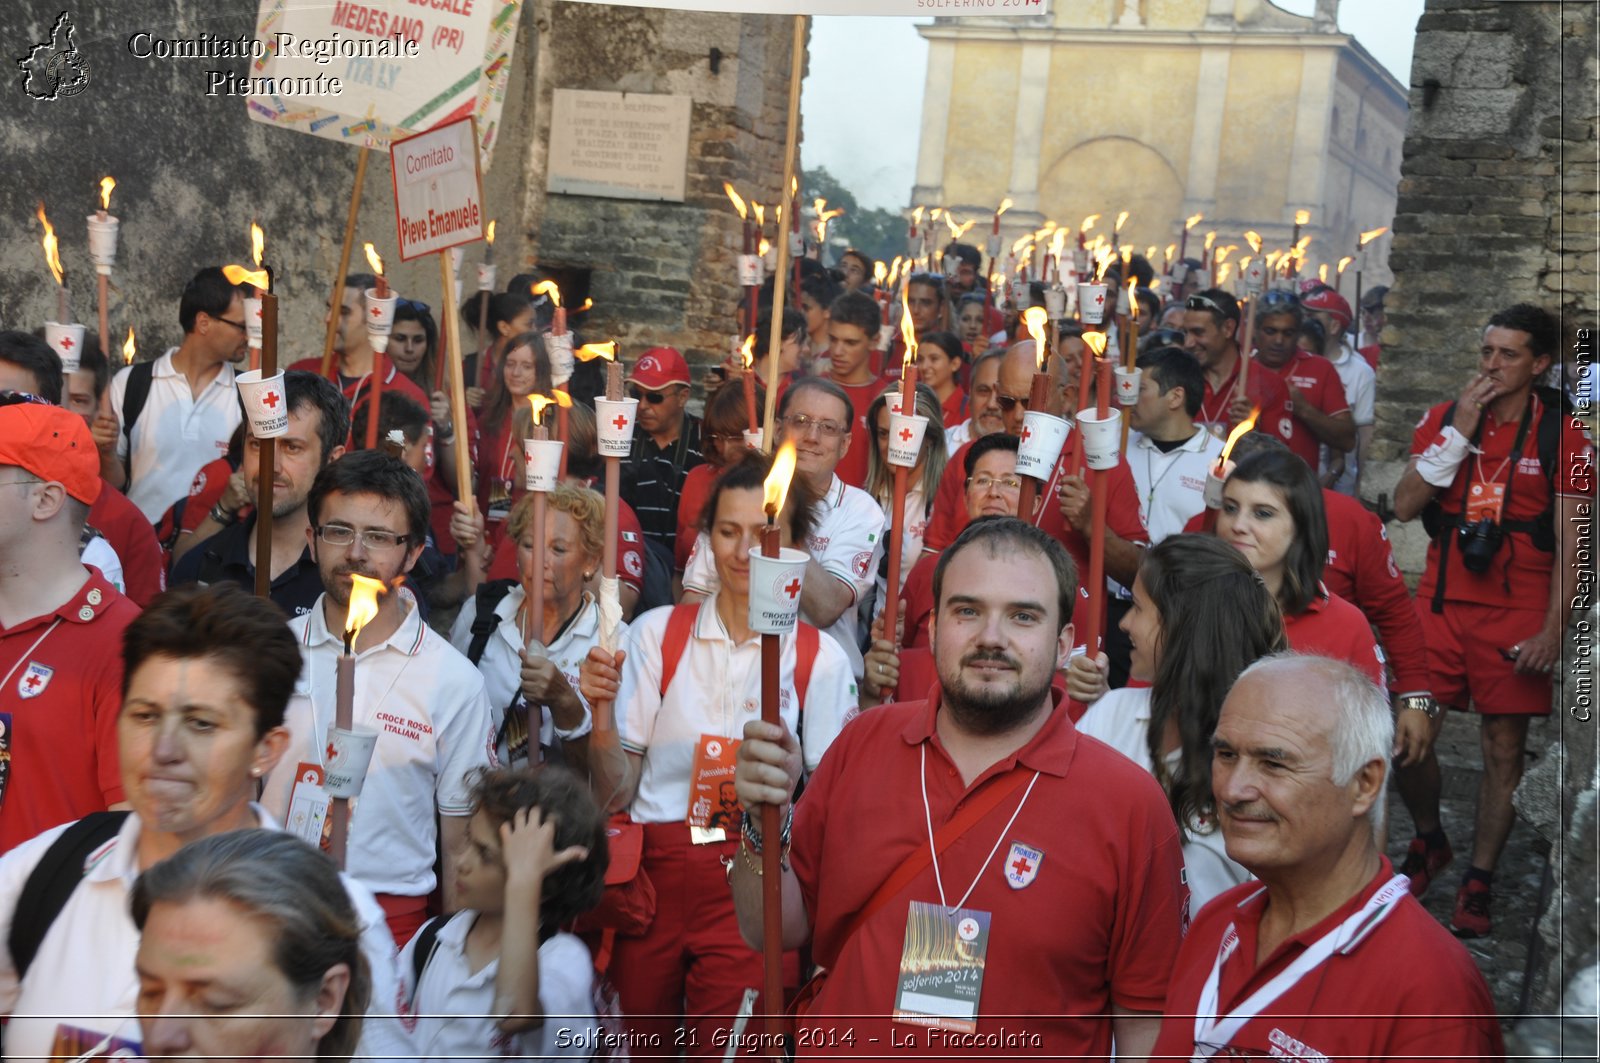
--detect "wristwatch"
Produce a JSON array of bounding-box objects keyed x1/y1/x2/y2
[
  {"x1": 1397, "y1": 694, "x2": 1441, "y2": 721},
  {"x1": 208, "y1": 502, "x2": 239, "y2": 526}
]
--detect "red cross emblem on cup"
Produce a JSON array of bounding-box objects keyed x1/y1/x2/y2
[
  {"x1": 261, "y1": 390, "x2": 281, "y2": 410},
  {"x1": 1020, "y1": 424, "x2": 1032, "y2": 444},
  {"x1": 59, "y1": 336, "x2": 75, "y2": 350},
  {"x1": 612, "y1": 413, "x2": 629, "y2": 431},
  {"x1": 898, "y1": 426, "x2": 914, "y2": 442},
  {"x1": 782, "y1": 577, "x2": 801, "y2": 600}
]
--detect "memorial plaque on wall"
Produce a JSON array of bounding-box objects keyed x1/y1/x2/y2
[{"x1": 547, "y1": 90, "x2": 691, "y2": 202}]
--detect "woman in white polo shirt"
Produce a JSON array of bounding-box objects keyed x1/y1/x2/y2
[
  {"x1": 450, "y1": 483, "x2": 618, "y2": 767},
  {"x1": 578, "y1": 453, "x2": 855, "y2": 1058}
]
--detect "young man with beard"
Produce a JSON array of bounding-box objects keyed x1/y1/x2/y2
[
  {"x1": 732, "y1": 517, "x2": 1185, "y2": 1059},
  {"x1": 169, "y1": 371, "x2": 348, "y2": 618},
  {"x1": 258, "y1": 449, "x2": 495, "y2": 945}
]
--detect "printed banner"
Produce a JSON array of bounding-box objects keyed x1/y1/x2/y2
[
  {"x1": 246, "y1": 0, "x2": 523, "y2": 169},
  {"x1": 389, "y1": 117, "x2": 486, "y2": 260},
  {"x1": 561, "y1": 0, "x2": 1045, "y2": 14}
]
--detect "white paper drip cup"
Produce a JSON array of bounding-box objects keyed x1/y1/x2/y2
[
  {"x1": 876, "y1": 322, "x2": 895, "y2": 352},
  {"x1": 1077, "y1": 407, "x2": 1123, "y2": 470},
  {"x1": 86, "y1": 215, "x2": 119, "y2": 273},
  {"x1": 737, "y1": 254, "x2": 763, "y2": 287},
  {"x1": 1171, "y1": 262, "x2": 1191, "y2": 285},
  {"x1": 594, "y1": 397, "x2": 639, "y2": 457},
  {"x1": 244, "y1": 296, "x2": 264, "y2": 349},
  {"x1": 1204, "y1": 460, "x2": 1234, "y2": 508},
  {"x1": 1243, "y1": 264, "x2": 1266, "y2": 295},
  {"x1": 986, "y1": 233, "x2": 1002, "y2": 260},
  {"x1": 748, "y1": 546, "x2": 809, "y2": 634},
  {"x1": 364, "y1": 289, "x2": 398, "y2": 353},
  {"x1": 742, "y1": 429, "x2": 764, "y2": 450},
  {"x1": 323, "y1": 726, "x2": 379, "y2": 798},
  {"x1": 476, "y1": 263, "x2": 497, "y2": 291},
  {"x1": 886, "y1": 412, "x2": 929, "y2": 468},
  {"x1": 1015, "y1": 410, "x2": 1070, "y2": 478},
  {"x1": 44, "y1": 322, "x2": 85, "y2": 374},
  {"x1": 523, "y1": 438, "x2": 565, "y2": 491},
  {"x1": 1115, "y1": 366, "x2": 1141, "y2": 406},
  {"x1": 1078, "y1": 283, "x2": 1110, "y2": 324},
  {"x1": 236, "y1": 369, "x2": 289, "y2": 438},
  {"x1": 548, "y1": 333, "x2": 575, "y2": 386},
  {"x1": 1044, "y1": 286, "x2": 1067, "y2": 319}
]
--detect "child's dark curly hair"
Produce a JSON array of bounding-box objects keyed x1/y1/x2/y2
[{"x1": 470, "y1": 764, "x2": 610, "y2": 926}]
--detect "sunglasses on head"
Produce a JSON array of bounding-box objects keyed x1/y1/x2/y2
[
  {"x1": 397, "y1": 298, "x2": 432, "y2": 315},
  {"x1": 1258, "y1": 290, "x2": 1299, "y2": 309},
  {"x1": 1185, "y1": 293, "x2": 1225, "y2": 314}
]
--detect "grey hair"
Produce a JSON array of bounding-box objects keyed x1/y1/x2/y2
[
  {"x1": 1238, "y1": 653, "x2": 1392, "y2": 834},
  {"x1": 131, "y1": 830, "x2": 371, "y2": 1062}
]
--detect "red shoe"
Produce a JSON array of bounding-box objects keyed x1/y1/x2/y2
[
  {"x1": 1398, "y1": 835, "x2": 1453, "y2": 897},
  {"x1": 1451, "y1": 879, "x2": 1492, "y2": 938}
]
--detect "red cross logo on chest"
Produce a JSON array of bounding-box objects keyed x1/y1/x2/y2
[
  {"x1": 23, "y1": 673, "x2": 42, "y2": 691},
  {"x1": 1011, "y1": 854, "x2": 1033, "y2": 877}
]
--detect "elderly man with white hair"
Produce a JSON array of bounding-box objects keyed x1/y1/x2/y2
[{"x1": 1154, "y1": 654, "x2": 1503, "y2": 1061}]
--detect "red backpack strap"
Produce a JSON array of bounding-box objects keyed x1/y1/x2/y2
[
  {"x1": 657, "y1": 602, "x2": 700, "y2": 700},
  {"x1": 794, "y1": 622, "x2": 820, "y2": 710}
]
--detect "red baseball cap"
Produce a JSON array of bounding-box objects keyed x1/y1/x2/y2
[
  {"x1": 0, "y1": 402, "x2": 102, "y2": 505},
  {"x1": 1301, "y1": 286, "x2": 1353, "y2": 330},
  {"x1": 628, "y1": 347, "x2": 690, "y2": 390}
]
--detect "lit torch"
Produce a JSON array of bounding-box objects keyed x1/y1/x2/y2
[
  {"x1": 328, "y1": 573, "x2": 388, "y2": 868},
  {"x1": 38, "y1": 202, "x2": 68, "y2": 324},
  {"x1": 122, "y1": 327, "x2": 136, "y2": 366},
  {"x1": 1179, "y1": 212, "x2": 1203, "y2": 262}
]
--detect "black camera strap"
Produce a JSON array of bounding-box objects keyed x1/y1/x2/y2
[{"x1": 1431, "y1": 398, "x2": 1536, "y2": 613}]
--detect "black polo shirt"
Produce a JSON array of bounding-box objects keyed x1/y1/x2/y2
[
  {"x1": 620, "y1": 413, "x2": 704, "y2": 555},
  {"x1": 169, "y1": 517, "x2": 326, "y2": 619}
]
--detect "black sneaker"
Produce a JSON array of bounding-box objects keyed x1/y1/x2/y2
[
  {"x1": 1398, "y1": 835, "x2": 1453, "y2": 898},
  {"x1": 1451, "y1": 879, "x2": 1492, "y2": 938}
]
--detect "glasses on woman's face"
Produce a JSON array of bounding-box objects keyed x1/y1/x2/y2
[{"x1": 966, "y1": 474, "x2": 1022, "y2": 495}]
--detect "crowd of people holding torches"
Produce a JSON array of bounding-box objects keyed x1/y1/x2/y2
[{"x1": 0, "y1": 179, "x2": 1586, "y2": 1062}]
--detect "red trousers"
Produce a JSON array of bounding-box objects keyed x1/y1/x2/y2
[
  {"x1": 375, "y1": 892, "x2": 431, "y2": 949},
  {"x1": 608, "y1": 823, "x2": 782, "y2": 1059}
]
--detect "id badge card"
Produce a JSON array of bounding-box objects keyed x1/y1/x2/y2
[
  {"x1": 893, "y1": 901, "x2": 990, "y2": 1033},
  {"x1": 686, "y1": 733, "x2": 741, "y2": 838},
  {"x1": 286, "y1": 761, "x2": 333, "y2": 850},
  {"x1": 0, "y1": 712, "x2": 11, "y2": 812},
  {"x1": 1465, "y1": 480, "x2": 1506, "y2": 523}
]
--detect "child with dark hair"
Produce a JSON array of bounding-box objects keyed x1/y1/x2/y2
[{"x1": 401, "y1": 764, "x2": 609, "y2": 1058}]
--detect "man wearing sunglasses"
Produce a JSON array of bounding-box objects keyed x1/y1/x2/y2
[
  {"x1": 1252, "y1": 292, "x2": 1355, "y2": 473},
  {"x1": 1182, "y1": 288, "x2": 1293, "y2": 447},
  {"x1": 620, "y1": 347, "x2": 703, "y2": 560},
  {"x1": 1302, "y1": 284, "x2": 1377, "y2": 496},
  {"x1": 102, "y1": 267, "x2": 248, "y2": 521}
]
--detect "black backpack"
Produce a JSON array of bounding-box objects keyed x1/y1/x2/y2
[
  {"x1": 119, "y1": 361, "x2": 156, "y2": 479},
  {"x1": 7, "y1": 811, "x2": 130, "y2": 980}
]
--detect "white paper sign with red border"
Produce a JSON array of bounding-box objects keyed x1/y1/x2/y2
[{"x1": 389, "y1": 116, "x2": 486, "y2": 261}]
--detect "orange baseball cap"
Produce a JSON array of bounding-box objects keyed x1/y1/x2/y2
[{"x1": 0, "y1": 401, "x2": 102, "y2": 505}]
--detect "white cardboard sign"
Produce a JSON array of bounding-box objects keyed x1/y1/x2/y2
[{"x1": 389, "y1": 116, "x2": 486, "y2": 260}]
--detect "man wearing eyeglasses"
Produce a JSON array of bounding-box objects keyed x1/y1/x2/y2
[
  {"x1": 1251, "y1": 293, "x2": 1355, "y2": 473},
  {"x1": 102, "y1": 267, "x2": 248, "y2": 521},
  {"x1": 259, "y1": 449, "x2": 495, "y2": 945},
  {"x1": 1182, "y1": 288, "x2": 1294, "y2": 447},
  {"x1": 620, "y1": 347, "x2": 702, "y2": 560}
]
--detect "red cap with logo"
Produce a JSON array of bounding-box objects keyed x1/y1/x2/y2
[
  {"x1": 0, "y1": 402, "x2": 102, "y2": 505},
  {"x1": 1301, "y1": 286, "x2": 1353, "y2": 330},
  {"x1": 628, "y1": 347, "x2": 690, "y2": 391}
]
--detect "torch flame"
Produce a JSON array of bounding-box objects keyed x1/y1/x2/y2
[
  {"x1": 1115, "y1": 210, "x2": 1130, "y2": 233},
  {"x1": 36, "y1": 203, "x2": 63, "y2": 286},
  {"x1": 1050, "y1": 228, "x2": 1069, "y2": 260},
  {"x1": 1318, "y1": 264, "x2": 1329, "y2": 284},
  {"x1": 911, "y1": 206, "x2": 924, "y2": 226},
  {"x1": 1010, "y1": 234, "x2": 1033, "y2": 256},
  {"x1": 1264, "y1": 251, "x2": 1281, "y2": 270},
  {"x1": 1214, "y1": 244, "x2": 1237, "y2": 265},
  {"x1": 1185, "y1": 213, "x2": 1204, "y2": 231},
  {"x1": 1146, "y1": 245, "x2": 1158, "y2": 261},
  {"x1": 996, "y1": 197, "x2": 1013, "y2": 217},
  {"x1": 946, "y1": 214, "x2": 974, "y2": 239},
  {"x1": 122, "y1": 327, "x2": 136, "y2": 366},
  {"x1": 250, "y1": 222, "x2": 266, "y2": 268},
  {"x1": 529, "y1": 279, "x2": 563, "y2": 308},
  {"x1": 528, "y1": 394, "x2": 554, "y2": 426},
  {"x1": 723, "y1": 182, "x2": 748, "y2": 220},
  {"x1": 899, "y1": 286, "x2": 919, "y2": 367},
  {"x1": 486, "y1": 220, "x2": 497, "y2": 245},
  {"x1": 739, "y1": 334, "x2": 756, "y2": 370},
  {"x1": 1080, "y1": 213, "x2": 1100, "y2": 234},
  {"x1": 1204, "y1": 231, "x2": 1217, "y2": 251},
  {"x1": 763, "y1": 441, "x2": 798, "y2": 517},
  {"x1": 552, "y1": 389, "x2": 573, "y2": 408},
  {"x1": 757, "y1": 238, "x2": 771, "y2": 258},
  {"x1": 1358, "y1": 226, "x2": 1388, "y2": 247},
  {"x1": 222, "y1": 264, "x2": 271, "y2": 290},
  {"x1": 1243, "y1": 231, "x2": 1262, "y2": 254},
  {"x1": 873, "y1": 261, "x2": 887, "y2": 286},
  {"x1": 575, "y1": 341, "x2": 618, "y2": 362},
  {"x1": 752, "y1": 201, "x2": 766, "y2": 228},
  {"x1": 1127, "y1": 276, "x2": 1139, "y2": 319},
  {"x1": 1293, "y1": 235, "x2": 1312, "y2": 255},
  {"x1": 1165, "y1": 243, "x2": 1177, "y2": 262},
  {"x1": 344, "y1": 574, "x2": 387, "y2": 641},
  {"x1": 1337, "y1": 255, "x2": 1355, "y2": 274},
  {"x1": 99, "y1": 176, "x2": 116, "y2": 212},
  {"x1": 363, "y1": 242, "x2": 385, "y2": 276},
  {"x1": 1216, "y1": 263, "x2": 1233, "y2": 286},
  {"x1": 1022, "y1": 306, "x2": 1049, "y2": 369},
  {"x1": 1082, "y1": 331, "x2": 1108, "y2": 358},
  {"x1": 1295, "y1": 209, "x2": 1311, "y2": 226},
  {"x1": 575, "y1": 298, "x2": 594, "y2": 313},
  {"x1": 1219, "y1": 407, "x2": 1260, "y2": 463}
]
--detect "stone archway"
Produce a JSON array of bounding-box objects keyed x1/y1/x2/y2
[{"x1": 1037, "y1": 137, "x2": 1186, "y2": 254}]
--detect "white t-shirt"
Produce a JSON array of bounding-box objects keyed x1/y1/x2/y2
[
  {"x1": 1075, "y1": 687, "x2": 1250, "y2": 912},
  {"x1": 0, "y1": 807, "x2": 411, "y2": 1063},
  {"x1": 109, "y1": 348, "x2": 243, "y2": 521},
  {"x1": 261, "y1": 593, "x2": 498, "y2": 896},
  {"x1": 81, "y1": 542, "x2": 124, "y2": 597},
  {"x1": 683, "y1": 474, "x2": 885, "y2": 677},
  {"x1": 1325, "y1": 341, "x2": 1377, "y2": 495},
  {"x1": 616, "y1": 596, "x2": 854, "y2": 825},
  {"x1": 945, "y1": 418, "x2": 975, "y2": 451},
  {"x1": 449, "y1": 588, "x2": 616, "y2": 765},
  {"x1": 400, "y1": 910, "x2": 597, "y2": 1060}
]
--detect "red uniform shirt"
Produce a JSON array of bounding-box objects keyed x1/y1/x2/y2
[
  {"x1": 900, "y1": 552, "x2": 937, "y2": 649},
  {"x1": 1411, "y1": 396, "x2": 1592, "y2": 607},
  {"x1": 88, "y1": 480, "x2": 165, "y2": 607},
  {"x1": 0, "y1": 570, "x2": 140, "y2": 852},
  {"x1": 938, "y1": 387, "x2": 965, "y2": 430},
  {"x1": 829, "y1": 377, "x2": 888, "y2": 490},
  {"x1": 1258, "y1": 351, "x2": 1350, "y2": 469},
  {"x1": 1282, "y1": 587, "x2": 1385, "y2": 685},
  {"x1": 1154, "y1": 859, "x2": 1503, "y2": 1061},
  {"x1": 675, "y1": 462, "x2": 719, "y2": 571},
  {"x1": 1358, "y1": 342, "x2": 1381, "y2": 371},
  {"x1": 1198, "y1": 356, "x2": 1295, "y2": 447},
  {"x1": 1322, "y1": 490, "x2": 1428, "y2": 693},
  {"x1": 790, "y1": 687, "x2": 1185, "y2": 1057}
]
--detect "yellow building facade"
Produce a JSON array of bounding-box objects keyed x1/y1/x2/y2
[{"x1": 913, "y1": 0, "x2": 1407, "y2": 289}]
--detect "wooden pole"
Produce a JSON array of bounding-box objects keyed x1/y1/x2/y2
[
  {"x1": 329, "y1": 647, "x2": 354, "y2": 869},
  {"x1": 1014, "y1": 371, "x2": 1052, "y2": 526},
  {"x1": 321, "y1": 147, "x2": 370, "y2": 378},
  {"x1": 439, "y1": 252, "x2": 475, "y2": 509},
  {"x1": 760, "y1": 14, "x2": 807, "y2": 453},
  {"x1": 96, "y1": 274, "x2": 110, "y2": 370},
  {"x1": 254, "y1": 290, "x2": 279, "y2": 599},
  {"x1": 602, "y1": 362, "x2": 622, "y2": 580},
  {"x1": 1083, "y1": 358, "x2": 1112, "y2": 657},
  {"x1": 758, "y1": 516, "x2": 785, "y2": 1048},
  {"x1": 880, "y1": 372, "x2": 917, "y2": 702}
]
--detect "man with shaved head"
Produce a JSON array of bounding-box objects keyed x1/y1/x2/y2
[{"x1": 1155, "y1": 654, "x2": 1502, "y2": 1061}]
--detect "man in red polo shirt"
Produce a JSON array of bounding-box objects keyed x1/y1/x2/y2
[
  {"x1": 823, "y1": 291, "x2": 889, "y2": 488},
  {"x1": 1391, "y1": 303, "x2": 1591, "y2": 937},
  {"x1": 0, "y1": 395, "x2": 141, "y2": 852},
  {"x1": 733, "y1": 517, "x2": 1184, "y2": 1058},
  {"x1": 1155, "y1": 655, "x2": 1502, "y2": 1061},
  {"x1": 1252, "y1": 292, "x2": 1354, "y2": 469},
  {"x1": 1182, "y1": 288, "x2": 1293, "y2": 445},
  {"x1": 287, "y1": 274, "x2": 430, "y2": 419}
]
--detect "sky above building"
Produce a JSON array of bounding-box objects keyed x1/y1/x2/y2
[{"x1": 803, "y1": 0, "x2": 1423, "y2": 210}]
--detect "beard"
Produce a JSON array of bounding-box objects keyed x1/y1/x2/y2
[{"x1": 938, "y1": 648, "x2": 1055, "y2": 736}]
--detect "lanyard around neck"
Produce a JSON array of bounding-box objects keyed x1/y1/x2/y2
[{"x1": 918, "y1": 743, "x2": 1040, "y2": 915}]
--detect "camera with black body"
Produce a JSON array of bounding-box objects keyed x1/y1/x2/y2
[{"x1": 1457, "y1": 517, "x2": 1504, "y2": 573}]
